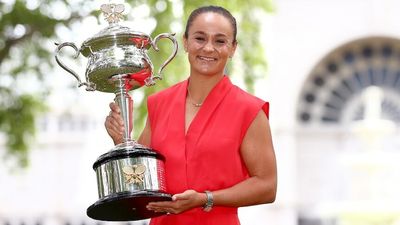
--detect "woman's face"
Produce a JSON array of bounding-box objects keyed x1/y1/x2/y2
[{"x1": 184, "y1": 12, "x2": 237, "y2": 77}]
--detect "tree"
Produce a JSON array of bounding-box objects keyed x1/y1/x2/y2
[{"x1": 0, "y1": 0, "x2": 273, "y2": 167}]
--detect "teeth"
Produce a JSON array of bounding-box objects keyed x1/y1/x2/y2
[{"x1": 199, "y1": 56, "x2": 215, "y2": 61}]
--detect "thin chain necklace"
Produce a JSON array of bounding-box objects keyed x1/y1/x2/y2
[{"x1": 187, "y1": 88, "x2": 203, "y2": 107}]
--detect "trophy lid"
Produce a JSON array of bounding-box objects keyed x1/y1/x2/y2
[{"x1": 80, "y1": 3, "x2": 152, "y2": 57}]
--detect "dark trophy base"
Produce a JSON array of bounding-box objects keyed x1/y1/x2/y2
[{"x1": 87, "y1": 191, "x2": 172, "y2": 221}]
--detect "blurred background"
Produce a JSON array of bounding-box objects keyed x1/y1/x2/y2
[{"x1": 1, "y1": 0, "x2": 400, "y2": 225}]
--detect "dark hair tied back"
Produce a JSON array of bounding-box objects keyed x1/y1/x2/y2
[{"x1": 184, "y1": 5, "x2": 237, "y2": 44}]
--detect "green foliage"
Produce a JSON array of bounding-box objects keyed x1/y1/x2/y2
[
  {"x1": 0, "y1": 93, "x2": 46, "y2": 167},
  {"x1": 0, "y1": 0, "x2": 84, "y2": 167},
  {"x1": 0, "y1": 0, "x2": 273, "y2": 167}
]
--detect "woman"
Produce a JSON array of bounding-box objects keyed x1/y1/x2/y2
[{"x1": 105, "y1": 5, "x2": 277, "y2": 225}]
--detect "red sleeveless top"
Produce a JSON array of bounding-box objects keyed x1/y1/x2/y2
[{"x1": 147, "y1": 76, "x2": 269, "y2": 225}]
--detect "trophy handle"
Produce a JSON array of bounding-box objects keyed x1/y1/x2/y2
[
  {"x1": 55, "y1": 42, "x2": 96, "y2": 91},
  {"x1": 150, "y1": 33, "x2": 178, "y2": 81}
]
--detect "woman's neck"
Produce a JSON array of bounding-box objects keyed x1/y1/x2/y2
[{"x1": 187, "y1": 73, "x2": 224, "y2": 103}]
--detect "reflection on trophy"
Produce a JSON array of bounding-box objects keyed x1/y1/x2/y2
[{"x1": 55, "y1": 2, "x2": 178, "y2": 221}]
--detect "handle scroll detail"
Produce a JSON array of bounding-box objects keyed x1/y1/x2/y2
[
  {"x1": 55, "y1": 42, "x2": 96, "y2": 91},
  {"x1": 146, "y1": 33, "x2": 178, "y2": 86}
]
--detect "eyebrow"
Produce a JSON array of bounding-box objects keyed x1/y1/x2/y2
[{"x1": 192, "y1": 31, "x2": 229, "y2": 38}]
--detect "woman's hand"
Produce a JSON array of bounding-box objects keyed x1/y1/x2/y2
[
  {"x1": 146, "y1": 190, "x2": 206, "y2": 215},
  {"x1": 104, "y1": 102, "x2": 124, "y2": 145}
]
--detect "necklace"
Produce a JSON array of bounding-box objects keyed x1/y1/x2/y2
[{"x1": 187, "y1": 88, "x2": 203, "y2": 107}]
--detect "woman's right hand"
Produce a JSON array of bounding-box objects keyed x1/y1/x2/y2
[{"x1": 105, "y1": 102, "x2": 125, "y2": 145}]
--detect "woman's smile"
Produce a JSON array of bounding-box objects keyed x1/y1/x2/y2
[{"x1": 197, "y1": 55, "x2": 217, "y2": 62}]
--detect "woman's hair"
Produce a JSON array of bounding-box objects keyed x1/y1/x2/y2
[{"x1": 184, "y1": 5, "x2": 237, "y2": 44}]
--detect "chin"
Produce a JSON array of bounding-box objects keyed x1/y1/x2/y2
[
  {"x1": 195, "y1": 66, "x2": 224, "y2": 76},
  {"x1": 196, "y1": 69, "x2": 219, "y2": 76}
]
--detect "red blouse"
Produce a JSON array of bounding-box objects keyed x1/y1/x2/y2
[{"x1": 147, "y1": 76, "x2": 269, "y2": 225}]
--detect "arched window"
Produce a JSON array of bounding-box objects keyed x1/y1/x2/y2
[{"x1": 297, "y1": 37, "x2": 400, "y2": 126}]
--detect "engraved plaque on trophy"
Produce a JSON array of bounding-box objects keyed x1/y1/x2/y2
[{"x1": 55, "y1": 3, "x2": 178, "y2": 221}]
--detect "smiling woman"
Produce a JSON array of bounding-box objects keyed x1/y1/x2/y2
[
  {"x1": 184, "y1": 12, "x2": 236, "y2": 81},
  {"x1": 105, "y1": 5, "x2": 277, "y2": 225}
]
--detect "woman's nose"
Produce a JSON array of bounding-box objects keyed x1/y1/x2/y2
[{"x1": 203, "y1": 40, "x2": 214, "y2": 52}]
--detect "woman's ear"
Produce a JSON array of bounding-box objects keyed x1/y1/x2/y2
[
  {"x1": 183, "y1": 35, "x2": 188, "y2": 52},
  {"x1": 229, "y1": 41, "x2": 238, "y2": 58}
]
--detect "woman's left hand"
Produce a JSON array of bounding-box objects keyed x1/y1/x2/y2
[{"x1": 146, "y1": 190, "x2": 206, "y2": 215}]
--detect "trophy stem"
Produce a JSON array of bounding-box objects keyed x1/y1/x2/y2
[{"x1": 112, "y1": 75, "x2": 134, "y2": 143}]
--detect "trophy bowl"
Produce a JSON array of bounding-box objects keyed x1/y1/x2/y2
[{"x1": 54, "y1": 3, "x2": 178, "y2": 221}]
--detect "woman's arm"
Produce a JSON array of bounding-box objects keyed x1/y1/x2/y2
[
  {"x1": 212, "y1": 110, "x2": 277, "y2": 206},
  {"x1": 137, "y1": 117, "x2": 151, "y2": 146},
  {"x1": 147, "y1": 110, "x2": 277, "y2": 214}
]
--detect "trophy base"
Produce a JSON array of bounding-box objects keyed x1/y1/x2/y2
[{"x1": 87, "y1": 191, "x2": 172, "y2": 221}]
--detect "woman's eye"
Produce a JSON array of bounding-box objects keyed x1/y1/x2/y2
[
  {"x1": 215, "y1": 40, "x2": 227, "y2": 46},
  {"x1": 195, "y1": 37, "x2": 205, "y2": 41}
]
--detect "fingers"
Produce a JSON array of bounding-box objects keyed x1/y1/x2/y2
[
  {"x1": 147, "y1": 201, "x2": 176, "y2": 214},
  {"x1": 155, "y1": 208, "x2": 174, "y2": 215},
  {"x1": 105, "y1": 102, "x2": 124, "y2": 144},
  {"x1": 108, "y1": 112, "x2": 124, "y2": 127},
  {"x1": 108, "y1": 102, "x2": 124, "y2": 126},
  {"x1": 109, "y1": 102, "x2": 121, "y2": 113},
  {"x1": 106, "y1": 102, "x2": 123, "y2": 126},
  {"x1": 147, "y1": 201, "x2": 173, "y2": 208},
  {"x1": 147, "y1": 190, "x2": 200, "y2": 215},
  {"x1": 105, "y1": 115, "x2": 123, "y2": 135},
  {"x1": 172, "y1": 191, "x2": 192, "y2": 201}
]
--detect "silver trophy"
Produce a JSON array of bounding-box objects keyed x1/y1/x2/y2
[{"x1": 55, "y1": 3, "x2": 178, "y2": 221}]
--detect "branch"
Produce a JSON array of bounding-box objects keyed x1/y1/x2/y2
[
  {"x1": 0, "y1": 29, "x2": 35, "y2": 64},
  {"x1": 0, "y1": 12, "x2": 82, "y2": 65}
]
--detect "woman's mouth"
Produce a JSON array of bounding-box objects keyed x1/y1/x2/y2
[{"x1": 198, "y1": 56, "x2": 217, "y2": 61}]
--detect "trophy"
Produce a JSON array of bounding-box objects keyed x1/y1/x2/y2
[{"x1": 55, "y1": 3, "x2": 178, "y2": 221}]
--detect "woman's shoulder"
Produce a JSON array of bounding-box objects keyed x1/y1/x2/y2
[
  {"x1": 231, "y1": 85, "x2": 267, "y2": 105},
  {"x1": 230, "y1": 85, "x2": 270, "y2": 117}
]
